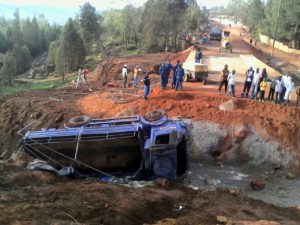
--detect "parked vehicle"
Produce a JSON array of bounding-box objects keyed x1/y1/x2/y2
[
  {"x1": 182, "y1": 50, "x2": 208, "y2": 84},
  {"x1": 210, "y1": 26, "x2": 222, "y2": 41}
]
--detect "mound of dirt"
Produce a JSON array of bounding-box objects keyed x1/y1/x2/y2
[
  {"x1": 0, "y1": 90, "x2": 82, "y2": 154},
  {"x1": 91, "y1": 47, "x2": 192, "y2": 84}
]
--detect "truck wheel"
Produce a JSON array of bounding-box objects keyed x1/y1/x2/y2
[
  {"x1": 68, "y1": 115, "x2": 91, "y2": 127},
  {"x1": 144, "y1": 109, "x2": 167, "y2": 122},
  {"x1": 184, "y1": 74, "x2": 189, "y2": 82}
]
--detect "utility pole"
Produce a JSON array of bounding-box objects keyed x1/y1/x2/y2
[{"x1": 271, "y1": 0, "x2": 282, "y2": 57}]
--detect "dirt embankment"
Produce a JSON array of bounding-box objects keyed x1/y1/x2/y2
[
  {"x1": 0, "y1": 91, "x2": 82, "y2": 153},
  {"x1": 92, "y1": 48, "x2": 191, "y2": 84},
  {"x1": 76, "y1": 88, "x2": 300, "y2": 162}
]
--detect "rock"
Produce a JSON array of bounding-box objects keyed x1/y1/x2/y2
[
  {"x1": 216, "y1": 215, "x2": 228, "y2": 224},
  {"x1": 234, "y1": 124, "x2": 249, "y2": 139},
  {"x1": 285, "y1": 173, "x2": 296, "y2": 180},
  {"x1": 229, "y1": 188, "x2": 241, "y2": 196},
  {"x1": 34, "y1": 110, "x2": 43, "y2": 119},
  {"x1": 154, "y1": 178, "x2": 170, "y2": 187},
  {"x1": 55, "y1": 114, "x2": 64, "y2": 123},
  {"x1": 218, "y1": 100, "x2": 236, "y2": 112},
  {"x1": 250, "y1": 179, "x2": 265, "y2": 190},
  {"x1": 204, "y1": 178, "x2": 219, "y2": 185},
  {"x1": 205, "y1": 103, "x2": 211, "y2": 108}
]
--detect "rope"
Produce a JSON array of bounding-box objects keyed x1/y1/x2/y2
[
  {"x1": 74, "y1": 127, "x2": 83, "y2": 161},
  {"x1": 23, "y1": 142, "x2": 65, "y2": 167}
]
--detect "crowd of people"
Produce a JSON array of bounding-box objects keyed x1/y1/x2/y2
[
  {"x1": 121, "y1": 60, "x2": 187, "y2": 100},
  {"x1": 219, "y1": 64, "x2": 297, "y2": 105},
  {"x1": 121, "y1": 64, "x2": 151, "y2": 99},
  {"x1": 78, "y1": 62, "x2": 298, "y2": 106}
]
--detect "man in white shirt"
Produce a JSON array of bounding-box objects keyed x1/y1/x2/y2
[
  {"x1": 251, "y1": 68, "x2": 261, "y2": 99},
  {"x1": 284, "y1": 76, "x2": 294, "y2": 105},
  {"x1": 227, "y1": 69, "x2": 236, "y2": 97},
  {"x1": 122, "y1": 64, "x2": 128, "y2": 88}
]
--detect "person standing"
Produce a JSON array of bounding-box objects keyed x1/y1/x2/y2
[
  {"x1": 133, "y1": 65, "x2": 141, "y2": 88},
  {"x1": 218, "y1": 64, "x2": 229, "y2": 95},
  {"x1": 227, "y1": 69, "x2": 236, "y2": 97},
  {"x1": 241, "y1": 67, "x2": 254, "y2": 97},
  {"x1": 274, "y1": 76, "x2": 282, "y2": 104},
  {"x1": 172, "y1": 60, "x2": 180, "y2": 89},
  {"x1": 251, "y1": 68, "x2": 260, "y2": 99},
  {"x1": 159, "y1": 62, "x2": 167, "y2": 89},
  {"x1": 122, "y1": 64, "x2": 128, "y2": 88},
  {"x1": 259, "y1": 78, "x2": 267, "y2": 102},
  {"x1": 82, "y1": 67, "x2": 93, "y2": 92},
  {"x1": 195, "y1": 48, "x2": 202, "y2": 63},
  {"x1": 284, "y1": 76, "x2": 294, "y2": 105},
  {"x1": 165, "y1": 61, "x2": 173, "y2": 87},
  {"x1": 261, "y1": 68, "x2": 268, "y2": 80},
  {"x1": 142, "y1": 72, "x2": 151, "y2": 99},
  {"x1": 281, "y1": 72, "x2": 290, "y2": 100},
  {"x1": 175, "y1": 64, "x2": 184, "y2": 91},
  {"x1": 268, "y1": 77, "x2": 276, "y2": 101},
  {"x1": 76, "y1": 68, "x2": 83, "y2": 90}
]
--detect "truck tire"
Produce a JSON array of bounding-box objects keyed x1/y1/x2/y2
[
  {"x1": 184, "y1": 74, "x2": 189, "y2": 82},
  {"x1": 144, "y1": 109, "x2": 167, "y2": 122},
  {"x1": 68, "y1": 115, "x2": 91, "y2": 127}
]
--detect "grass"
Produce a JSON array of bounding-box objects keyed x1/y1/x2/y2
[{"x1": 0, "y1": 74, "x2": 77, "y2": 95}]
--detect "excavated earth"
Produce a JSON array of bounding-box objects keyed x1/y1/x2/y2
[{"x1": 1, "y1": 28, "x2": 300, "y2": 224}]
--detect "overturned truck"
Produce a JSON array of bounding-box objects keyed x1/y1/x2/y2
[{"x1": 21, "y1": 112, "x2": 189, "y2": 180}]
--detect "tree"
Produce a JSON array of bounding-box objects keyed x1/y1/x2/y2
[
  {"x1": 0, "y1": 52, "x2": 16, "y2": 86},
  {"x1": 47, "y1": 40, "x2": 59, "y2": 65},
  {"x1": 121, "y1": 5, "x2": 142, "y2": 48},
  {"x1": 79, "y1": 3, "x2": 101, "y2": 53},
  {"x1": 247, "y1": 0, "x2": 265, "y2": 37},
  {"x1": 263, "y1": 0, "x2": 300, "y2": 48},
  {"x1": 22, "y1": 17, "x2": 41, "y2": 56},
  {"x1": 12, "y1": 43, "x2": 32, "y2": 74},
  {"x1": 12, "y1": 9, "x2": 23, "y2": 44},
  {"x1": 141, "y1": 0, "x2": 189, "y2": 51},
  {"x1": 56, "y1": 18, "x2": 85, "y2": 80},
  {"x1": 0, "y1": 31, "x2": 8, "y2": 53}
]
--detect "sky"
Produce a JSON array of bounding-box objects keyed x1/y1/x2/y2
[{"x1": 0, "y1": 0, "x2": 230, "y2": 24}]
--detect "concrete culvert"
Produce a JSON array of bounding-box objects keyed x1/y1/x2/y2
[{"x1": 185, "y1": 120, "x2": 295, "y2": 168}]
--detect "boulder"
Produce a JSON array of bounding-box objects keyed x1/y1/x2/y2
[
  {"x1": 154, "y1": 178, "x2": 170, "y2": 188},
  {"x1": 234, "y1": 124, "x2": 249, "y2": 139},
  {"x1": 218, "y1": 100, "x2": 236, "y2": 112},
  {"x1": 250, "y1": 178, "x2": 265, "y2": 190}
]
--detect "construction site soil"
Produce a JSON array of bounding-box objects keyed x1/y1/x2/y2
[{"x1": 1, "y1": 23, "x2": 300, "y2": 225}]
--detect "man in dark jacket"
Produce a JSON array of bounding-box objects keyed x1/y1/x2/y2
[
  {"x1": 142, "y1": 72, "x2": 151, "y2": 99},
  {"x1": 159, "y1": 62, "x2": 167, "y2": 89},
  {"x1": 165, "y1": 61, "x2": 173, "y2": 87},
  {"x1": 195, "y1": 48, "x2": 202, "y2": 63},
  {"x1": 172, "y1": 60, "x2": 180, "y2": 89},
  {"x1": 175, "y1": 64, "x2": 184, "y2": 91},
  {"x1": 241, "y1": 67, "x2": 254, "y2": 97}
]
